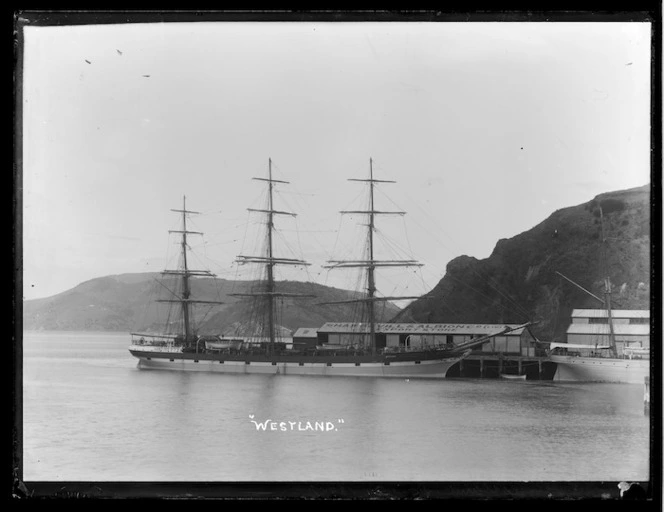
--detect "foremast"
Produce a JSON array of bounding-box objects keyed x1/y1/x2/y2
[
  {"x1": 321, "y1": 158, "x2": 423, "y2": 354},
  {"x1": 231, "y1": 158, "x2": 312, "y2": 354},
  {"x1": 159, "y1": 196, "x2": 225, "y2": 345}
]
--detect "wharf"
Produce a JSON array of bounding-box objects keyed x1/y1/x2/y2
[{"x1": 447, "y1": 354, "x2": 556, "y2": 380}]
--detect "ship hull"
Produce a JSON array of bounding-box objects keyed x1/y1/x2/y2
[
  {"x1": 550, "y1": 355, "x2": 650, "y2": 384},
  {"x1": 129, "y1": 347, "x2": 464, "y2": 378}
]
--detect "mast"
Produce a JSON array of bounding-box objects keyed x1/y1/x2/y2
[
  {"x1": 266, "y1": 158, "x2": 276, "y2": 348},
  {"x1": 231, "y1": 159, "x2": 312, "y2": 353},
  {"x1": 599, "y1": 206, "x2": 618, "y2": 357},
  {"x1": 159, "y1": 196, "x2": 225, "y2": 344},
  {"x1": 367, "y1": 158, "x2": 376, "y2": 355},
  {"x1": 555, "y1": 204, "x2": 618, "y2": 357},
  {"x1": 180, "y1": 196, "x2": 192, "y2": 338},
  {"x1": 321, "y1": 158, "x2": 423, "y2": 354}
]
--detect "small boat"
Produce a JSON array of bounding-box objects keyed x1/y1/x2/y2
[
  {"x1": 500, "y1": 373, "x2": 527, "y2": 380},
  {"x1": 204, "y1": 337, "x2": 244, "y2": 351}
]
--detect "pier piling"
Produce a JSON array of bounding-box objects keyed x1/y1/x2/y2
[{"x1": 451, "y1": 355, "x2": 552, "y2": 380}]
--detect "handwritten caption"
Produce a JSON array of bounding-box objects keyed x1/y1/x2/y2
[{"x1": 249, "y1": 414, "x2": 345, "y2": 432}]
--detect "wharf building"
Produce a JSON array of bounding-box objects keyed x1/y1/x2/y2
[
  {"x1": 293, "y1": 322, "x2": 552, "y2": 379},
  {"x1": 564, "y1": 309, "x2": 650, "y2": 352}
]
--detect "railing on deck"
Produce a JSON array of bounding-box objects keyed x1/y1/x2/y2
[{"x1": 129, "y1": 344, "x2": 184, "y2": 353}]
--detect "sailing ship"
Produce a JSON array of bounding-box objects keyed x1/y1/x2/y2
[
  {"x1": 129, "y1": 158, "x2": 527, "y2": 377},
  {"x1": 548, "y1": 206, "x2": 650, "y2": 384}
]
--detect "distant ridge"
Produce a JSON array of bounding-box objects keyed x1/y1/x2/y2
[{"x1": 22, "y1": 274, "x2": 400, "y2": 333}]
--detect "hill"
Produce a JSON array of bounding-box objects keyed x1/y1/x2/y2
[
  {"x1": 22, "y1": 185, "x2": 651, "y2": 340},
  {"x1": 22, "y1": 274, "x2": 400, "y2": 333},
  {"x1": 391, "y1": 185, "x2": 651, "y2": 342}
]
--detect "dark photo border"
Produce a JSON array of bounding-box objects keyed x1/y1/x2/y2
[{"x1": 12, "y1": 7, "x2": 662, "y2": 502}]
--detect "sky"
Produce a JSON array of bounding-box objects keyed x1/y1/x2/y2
[{"x1": 19, "y1": 19, "x2": 652, "y2": 303}]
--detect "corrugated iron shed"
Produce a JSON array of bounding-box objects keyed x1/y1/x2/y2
[
  {"x1": 567, "y1": 324, "x2": 650, "y2": 336},
  {"x1": 571, "y1": 309, "x2": 650, "y2": 319},
  {"x1": 292, "y1": 327, "x2": 318, "y2": 338}
]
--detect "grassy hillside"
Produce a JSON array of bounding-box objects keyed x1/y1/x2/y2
[{"x1": 22, "y1": 274, "x2": 400, "y2": 333}]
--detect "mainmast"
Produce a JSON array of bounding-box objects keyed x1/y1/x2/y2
[
  {"x1": 232, "y1": 159, "x2": 312, "y2": 353},
  {"x1": 159, "y1": 196, "x2": 225, "y2": 344},
  {"x1": 321, "y1": 158, "x2": 423, "y2": 354}
]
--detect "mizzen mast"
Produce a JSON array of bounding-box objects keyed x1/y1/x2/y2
[{"x1": 321, "y1": 158, "x2": 423, "y2": 354}]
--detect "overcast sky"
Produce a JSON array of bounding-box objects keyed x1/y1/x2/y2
[{"x1": 20, "y1": 20, "x2": 652, "y2": 302}]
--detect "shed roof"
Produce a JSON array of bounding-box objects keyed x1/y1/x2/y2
[
  {"x1": 318, "y1": 322, "x2": 526, "y2": 335},
  {"x1": 571, "y1": 309, "x2": 650, "y2": 319},
  {"x1": 293, "y1": 327, "x2": 318, "y2": 338}
]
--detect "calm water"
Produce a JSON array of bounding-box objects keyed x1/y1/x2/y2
[{"x1": 21, "y1": 331, "x2": 650, "y2": 483}]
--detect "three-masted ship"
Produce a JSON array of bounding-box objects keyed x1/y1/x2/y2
[{"x1": 129, "y1": 159, "x2": 524, "y2": 377}]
